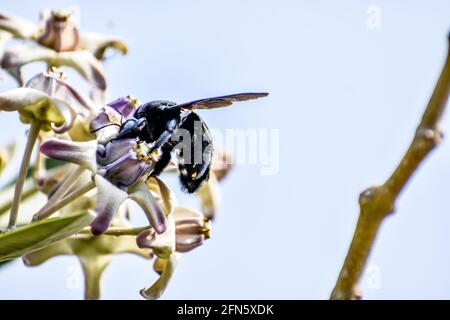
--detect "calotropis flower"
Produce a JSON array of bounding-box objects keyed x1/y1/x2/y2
[
  {"x1": 20, "y1": 157, "x2": 173, "y2": 300},
  {"x1": 0, "y1": 70, "x2": 95, "y2": 133},
  {"x1": 38, "y1": 97, "x2": 172, "y2": 235},
  {"x1": 23, "y1": 219, "x2": 152, "y2": 300},
  {"x1": 0, "y1": 8, "x2": 127, "y2": 90},
  {"x1": 136, "y1": 206, "x2": 210, "y2": 299},
  {"x1": 0, "y1": 70, "x2": 97, "y2": 229}
]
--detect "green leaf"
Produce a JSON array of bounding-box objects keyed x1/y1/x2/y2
[{"x1": 0, "y1": 210, "x2": 94, "y2": 262}]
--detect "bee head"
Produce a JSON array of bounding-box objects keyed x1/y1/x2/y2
[{"x1": 115, "y1": 118, "x2": 147, "y2": 140}]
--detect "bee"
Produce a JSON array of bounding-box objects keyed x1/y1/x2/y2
[{"x1": 109, "y1": 92, "x2": 268, "y2": 193}]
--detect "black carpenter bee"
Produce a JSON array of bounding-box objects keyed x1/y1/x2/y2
[{"x1": 111, "y1": 93, "x2": 268, "y2": 193}]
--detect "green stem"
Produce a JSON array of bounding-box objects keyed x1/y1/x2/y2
[
  {"x1": 78, "y1": 225, "x2": 151, "y2": 236},
  {"x1": 8, "y1": 121, "x2": 41, "y2": 229}
]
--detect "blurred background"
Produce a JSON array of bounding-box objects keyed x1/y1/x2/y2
[{"x1": 0, "y1": 0, "x2": 450, "y2": 299}]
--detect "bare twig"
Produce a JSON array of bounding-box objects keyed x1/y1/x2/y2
[{"x1": 331, "y1": 34, "x2": 450, "y2": 299}]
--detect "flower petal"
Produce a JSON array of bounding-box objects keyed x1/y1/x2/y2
[
  {"x1": 140, "y1": 253, "x2": 179, "y2": 300},
  {"x1": 129, "y1": 180, "x2": 167, "y2": 234},
  {"x1": 1, "y1": 43, "x2": 55, "y2": 69},
  {"x1": 173, "y1": 206, "x2": 204, "y2": 222},
  {"x1": 40, "y1": 139, "x2": 97, "y2": 172},
  {"x1": 212, "y1": 150, "x2": 233, "y2": 182},
  {"x1": 96, "y1": 139, "x2": 137, "y2": 166},
  {"x1": 0, "y1": 87, "x2": 77, "y2": 132},
  {"x1": 50, "y1": 98, "x2": 77, "y2": 133},
  {"x1": 0, "y1": 30, "x2": 12, "y2": 58},
  {"x1": 90, "y1": 175, "x2": 128, "y2": 235},
  {"x1": 1, "y1": 44, "x2": 107, "y2": 90},
  {"x1": 107, "y1": 96, "x2": 139, "y2": 120},
  {"x1": 174, "y1": 206, "x2": 210, "y2": 253},
  {"x1": 198, "y1": 173, "x2": 220, "y2": 220},
  {"x1": 152, "y1": 257, "x2": 166, "y2": 275},
  {"x1": 146, "y1": 177, "x2": 177, "y2": 216},
  {"x1": 56, "y1": 50, "x2": 107, "y2": 90},
  {"x1": 90, "y1": 105, "x2": 123, "y2": 143},
  {"x1": 0, "y1": 10, "x2": 37, "y2": 39},
  {"x1": 0, "y1": 87, "x2": 52, "y2": 115},
  {"x1": 175, "y1": 234, "x2": 205, "y2": 253},
  {"x1": 26, "y1": 71, "x2": 97, "y2": 119},
  {"x1": 79, "y1": 31, "x2": 128, "y2": 60},
  {"x1": 97, "y1": 150, "x2": 150, "y2": 189},
  {"x1": 136, "y1": 214, "x2": 175, "y2": 258}
]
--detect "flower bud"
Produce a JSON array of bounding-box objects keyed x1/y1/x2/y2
[
  {"x1": 174, "y1": 206, "x2": 210, "y2": 253},
  {"x1": 37, "y1": 9, "x2": 79, "y2": 52}
]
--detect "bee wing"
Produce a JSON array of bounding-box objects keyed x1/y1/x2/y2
[{"x1": 176, "y1": 92, "x2": 269, "y2": 110}]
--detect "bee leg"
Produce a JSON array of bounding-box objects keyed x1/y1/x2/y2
[{"x1": 148, "y1": 119, "x2": 179, "y2": 152}]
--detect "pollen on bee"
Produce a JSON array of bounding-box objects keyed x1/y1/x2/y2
[{"x1": 134, "y1": 142, "x2": 161, "y2": 163}]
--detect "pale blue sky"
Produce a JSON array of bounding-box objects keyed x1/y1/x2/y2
[{"x1": 0, "y1": 0, "x2": 450, "y2": 299}]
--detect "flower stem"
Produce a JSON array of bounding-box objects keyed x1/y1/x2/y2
[
  {"x1": 7, "y1": 121, "x2": 41, "y2": 229},
  {"x1": 78, "y1": 225, "x2": 151, "y2": 236},
  {"x1": 34, "y1": 166, "x2": 85, "y2": 219},
  {"x1": 33, "y1": 179, "x2": 95, "y2": 221},
  {"x1": 330, "y1": 35, "x2": 450, "y2": 299}
]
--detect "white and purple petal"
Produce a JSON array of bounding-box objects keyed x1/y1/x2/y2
[
  {"x1": 90, "y1": 175, "x2": 128, "y2": 235},
  {"x1": 97, "y1": 149, "x2": 151, "y2": 189},
  {"x1": 129, "y1": 181, "x2": 168, "y2": 235},
  {"x1": 107, "y1": 96, "x2": 137, "y2": 120},
  {"x1": 40, "y1": 139, "x2": 97, "y2": 172}
]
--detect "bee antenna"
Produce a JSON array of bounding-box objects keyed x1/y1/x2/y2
[{"x1": 90, "y1": 123, "x2": 122, "y2": 133}]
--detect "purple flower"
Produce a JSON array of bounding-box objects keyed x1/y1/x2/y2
[
  {"x1": 106, "y1": 96, "x2": 139, "y2": 120},
  {"x1": 38, "y1": 98, "x2": 172, "y2": 235},
  {"x1": 90, "y1": 96, "x2": 139, "y2": 144}
]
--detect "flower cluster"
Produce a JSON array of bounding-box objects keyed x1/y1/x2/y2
[
  {"x1": 0, "y1": 8, "x2": 127, "y2": 101},
  {"x1": 0, "y1": 7, "x2": 234, "y2": 300}
]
